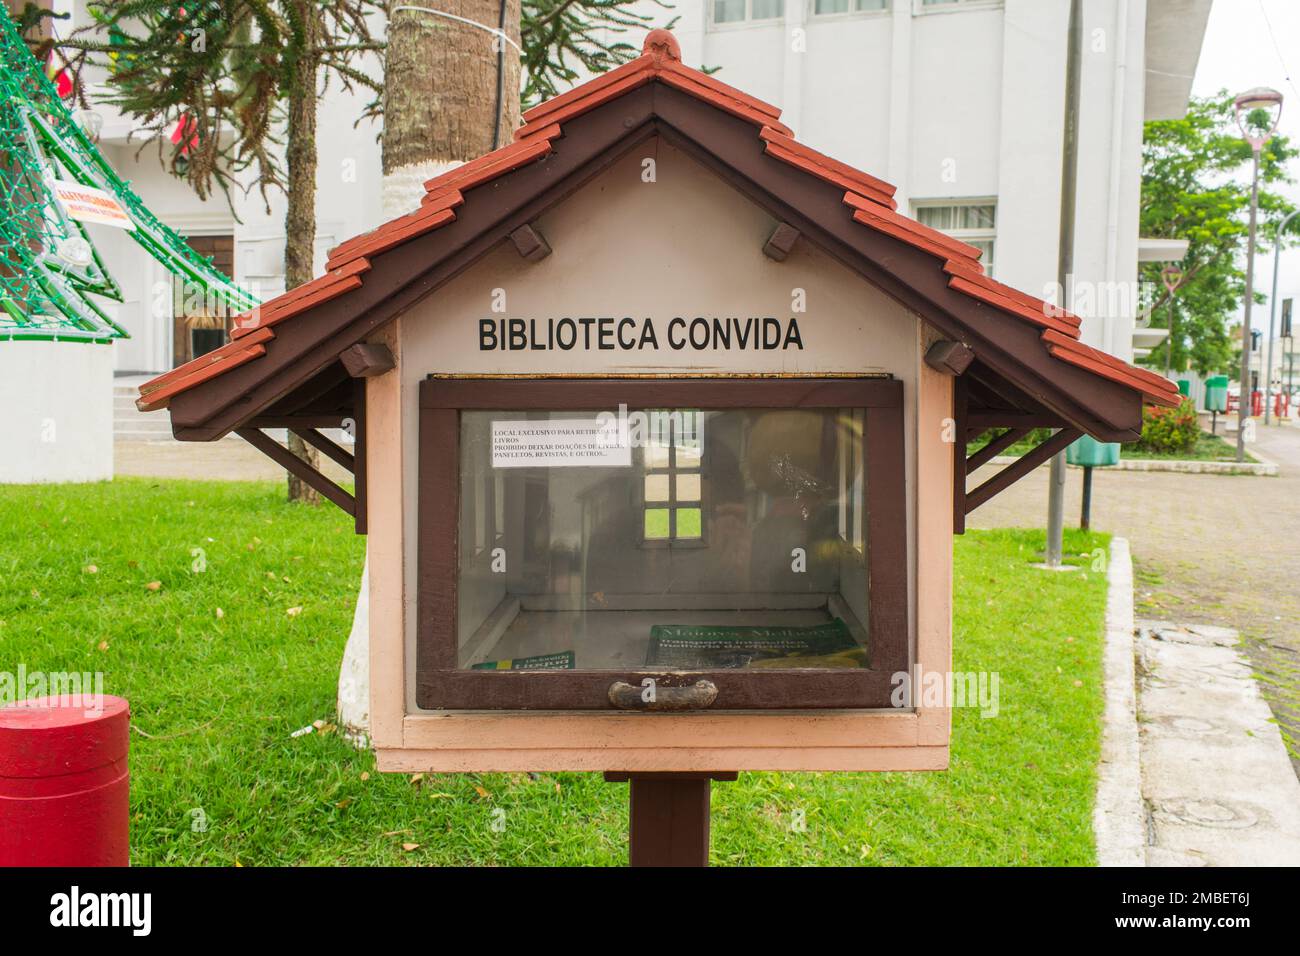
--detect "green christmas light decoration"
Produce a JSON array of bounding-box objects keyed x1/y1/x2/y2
[{"x1": 0, "y1": 8, "x2": 258, "y2": 344}]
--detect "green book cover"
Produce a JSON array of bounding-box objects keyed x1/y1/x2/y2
[
  {"x1": 471, "y1": 650, "x2": 576, "y2": 671},
  {"x1": 644, "y1": 620, "x2": 865, "y2": 669}
]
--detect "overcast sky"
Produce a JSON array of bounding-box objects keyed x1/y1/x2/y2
[{"x1": 1192, "y1": 0, "x2": 1300, "y2": 342}]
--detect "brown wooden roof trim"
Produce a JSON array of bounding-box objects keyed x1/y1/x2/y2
[
  {"x1": 645, "y1": 89, "x2": 1146, "y2": 437},
  {"x1": 139, "y1": 325, "x2": 274, "y2": 399},
  {"x1": 760, "y1": 127, "x2": 896, "y2": 208},
  {"x1": 141, "y1": 342, "x2": 268, "y2": 413},
  {"x1": 165, "y1": 88, "x2": 664, "y2": 440}
]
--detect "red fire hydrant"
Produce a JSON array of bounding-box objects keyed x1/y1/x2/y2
[{"x1": 0, "y1": 695, "x2": 130, "y2": 866}]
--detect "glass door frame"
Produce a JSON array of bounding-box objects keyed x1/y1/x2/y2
[{"x1": 415, "y1": 376, "x2": 910, "y2": 712}]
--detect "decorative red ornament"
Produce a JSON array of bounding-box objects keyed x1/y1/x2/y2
[{"x1": 171, "y1": 114, "x2": 199, "y2": 155}]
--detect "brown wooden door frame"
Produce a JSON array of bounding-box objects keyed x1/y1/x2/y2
[
  {"x1": 173, "y1": 234, "x2": 236, "y2": 367},
  {"x1": 415, "y1": 376, "x2": 911, "y2": 711}
]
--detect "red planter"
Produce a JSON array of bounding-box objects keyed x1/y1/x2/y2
[{"x1": 0, "y1": 695, "x2": 130, "y2": 866}]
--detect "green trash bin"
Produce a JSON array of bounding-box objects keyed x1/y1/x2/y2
[
  {"x1": 1177, "y1": 378, "x2": 1191, "y2": 397},
  {"x1": 1204, "y1": 375, "x2": 1229, "y2": 414},
  {"x1": 1204, "y1": 374, "x2": 1229, "y2": 435},
  {"x1": 1066, "y1": 434, "x2": 1120, "y2": 467},
  {"x1": 1066, "y1": 435, "x2": 1118, "y2": 531}
]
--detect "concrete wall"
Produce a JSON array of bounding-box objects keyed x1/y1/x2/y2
[{"x1": 0, "y1": 341, "x2": 114, "y2": 483}]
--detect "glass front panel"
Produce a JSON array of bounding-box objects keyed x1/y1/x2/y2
[{"x1": 456, "y1": 407, "x2": 870, "y2": 672}]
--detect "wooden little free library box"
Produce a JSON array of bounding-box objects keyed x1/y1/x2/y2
[{"x1": 140, "y1": 31, "x2": 1177, "y2": 774}]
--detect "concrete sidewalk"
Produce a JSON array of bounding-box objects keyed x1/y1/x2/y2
[
  {"x1": 970, "y1": 422, "x2": 1300, "y2": 781},
  {"x1": 1096, "y1": 538, "x2": 1300, "y2": 866},
  {"x1": 1136, "y1": 619, "x2": 1300, "y2": 866}
]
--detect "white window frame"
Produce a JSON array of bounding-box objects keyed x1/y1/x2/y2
[
  {"x1": 809, "y1": 0, "x2": 891, "y2": 21},
  {"x1": 708, "y1": 0, "x2": 787, "y2": 30},
  {"x1": 912, "y1": 198, "x2": 997, "y2": 278},
  {"x1": 914, "y1": 0, "x2": 1003, "y2": 15}
]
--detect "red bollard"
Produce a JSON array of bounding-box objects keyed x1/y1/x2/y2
[{"x1": 0, "y1": 695, "x2": 130, "y2": 866}]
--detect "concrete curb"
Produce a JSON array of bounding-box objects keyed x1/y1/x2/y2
[
  {"x1": 989, "y1": 455, "x2": 1277, "y2": 476},
  {"x1": 1094, "y1": 537, "x2": 1146, "y2": 867}
]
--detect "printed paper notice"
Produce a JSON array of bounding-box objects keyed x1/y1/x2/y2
[
  {"x1": 52, "y1": 180, "x2": 135, "y2": 230},
  {"x1": 492, "y1": 418, "x2": 631, "y2": 468}
]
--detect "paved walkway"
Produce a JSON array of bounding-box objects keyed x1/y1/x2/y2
[
  {"x1": 1134, "y1": 619, "x2": 1300, "y2": 866},
  {"x1": 116, "y1": 439, "x2": 352, "y2": 482},
  {"x1": 969, "y1": 424, "x2": 1300, "y2": 777},
  {"x1": 1094, "y1": 540, "x2": 1300, "y2": 866}
]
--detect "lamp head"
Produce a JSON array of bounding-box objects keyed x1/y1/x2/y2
[
  {"x1": 1234, "y1": 87, "x2": 1284, "y2": 150},
  {"x1": 1160, "y1": 263, "x2": 1183, "y2": 294}
]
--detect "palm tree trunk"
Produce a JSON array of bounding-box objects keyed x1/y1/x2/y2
[
  {"x1": 284, "y1": 0, "x2": 322, "y2": 504},
  {"x1": 337, "y1": 0, "x2": 523, "y2": 737},
  {"x1": 381, "y1": 0, "x2": 522, "y2": 216}
]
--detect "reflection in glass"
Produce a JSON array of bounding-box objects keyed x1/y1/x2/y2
[{"x1": 457, "y1": 408, "x2": 870, "y2": 672}]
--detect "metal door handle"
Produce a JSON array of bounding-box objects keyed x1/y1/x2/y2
[{"x1": 608, "y1": 679, "x2": 718, "y2": 711}]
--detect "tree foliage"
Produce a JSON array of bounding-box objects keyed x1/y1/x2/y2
[
  {"x1": 31, "y1": 0, "x2": 676, "y2": 205},
  {"x1": 1139, "y1": 93, "x2": 1298, "y2": 377},
  {"x1": 36, "y1": 0, "x2": 384, "y2": 208},
  {"x1": 520, "y1": 0, "x2": 674, "y2": 106}
]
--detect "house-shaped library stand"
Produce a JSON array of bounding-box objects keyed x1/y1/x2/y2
[{"x1": 139, "y1": 29, "x2": 1177, "y2": 863}]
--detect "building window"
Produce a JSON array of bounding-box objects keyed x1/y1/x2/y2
[
  {"x1": 172, "y1": 234, "x2": 235, "y2": 367},
  {"x1": 712, "y1": 0, "x2": 784, "y2": 25},
  {"x1": 914, "y1": 201, "x2": 996, "y2": 277},
  {"x1": 641, "y1": 411, "x2": 705, "y2": 545},
  {"x1": 918, "y1": 0, "x2": 1002, "y2": 9},
  {"x1": 814, "y1": 0, "x2": 887, "y2": 15}
]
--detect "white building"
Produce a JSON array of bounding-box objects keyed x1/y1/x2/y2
[
  {"x1": 636, "y1": 0, "x2": 1212, "y2": 363},
  {"x1": 67, "y1": 0, "x2": 1210, "y2": 380}
]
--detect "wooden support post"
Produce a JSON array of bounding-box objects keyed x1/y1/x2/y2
[
  {"x1": 353, "y1": 379, "x2": 368, "y2": 535},
  {"x1": 964, "y1": 427, "x2": 1082, "y2": 515},
  {"x1": 952, "y1": 376, "x2": 968, "y2": 534},
  {"x1": 965, "y1": 426, "x2": 1031, "y2": 474},
  {"x1": 294, "y1": 427, "x2": 355, "y2": 472},
  {"x1": 236, "y1": 428, "x2": 356, "y2": 516},
  {"x1": 604, "y1": 772, "x2": 737, "y2": 867}
]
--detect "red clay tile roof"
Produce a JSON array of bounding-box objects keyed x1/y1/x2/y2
[{"x1": 139, "y1": 27, "x2": 1179, "y2": 414}]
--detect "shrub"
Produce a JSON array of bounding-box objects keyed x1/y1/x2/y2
[{"x1": 1135, "y1": 398, "x2": 1199, "y2": 454}]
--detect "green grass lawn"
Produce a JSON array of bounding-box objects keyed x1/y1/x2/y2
[
  {"x1": 969, "y1": 428, "x2": 1254, "y2": 464},
  {"x1": 0, "y1": 479, "x2": 1110, "y2": 866},
  {"x1": 1121, "y1": 429, "x2": 1252, "y2": 463}
]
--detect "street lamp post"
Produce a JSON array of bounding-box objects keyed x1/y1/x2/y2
[
  {"x1": 1264, "y1": 209, "x2": 1299, "y2": 425},
  {"x1": 1161, "y1": 263, "x2": 1183, "y2": 378},
  {"x1": 1233, "y1": 87, "x2": 1284, "y2": 460}
]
